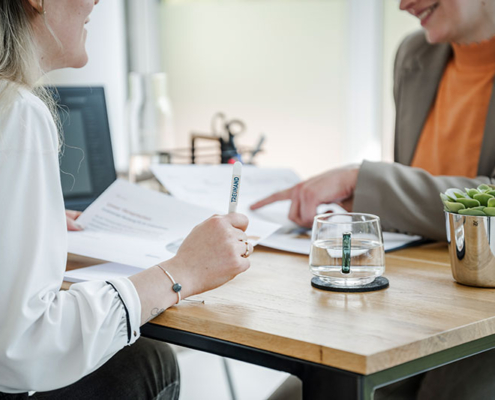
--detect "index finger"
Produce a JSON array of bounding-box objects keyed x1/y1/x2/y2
[
  {"x1": 66, "y1": 210, "x2": 82, "y2": 219},
  {"x1": 250, "y1": 188, "x2": 293, "y2": 210},
  {"x1": 224, "y1": 212, "x2": 249, "y2": 231}
]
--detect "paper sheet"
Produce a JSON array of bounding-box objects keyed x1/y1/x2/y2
[
  {"x1": 262, "y1": 203, "x2": 423, "y2": 254},
  {"x1": 68, "y1": 179, "x2": 280, "y2": 268},
  {"x1": 151, "y1": 165, "x2": 424, "y2": 254},
  {"x1": 260, "y1": 229, "x2": 423, "y2": 255},
  {"x1": 65, "y1": 230, "x2": 423, "y2": 283},
  {"x1": 66, "y1": 226, "x2": 423, "y2": 283},
  {"x1": 151, "y1": 164, "x2": 300, "y2": 227}
]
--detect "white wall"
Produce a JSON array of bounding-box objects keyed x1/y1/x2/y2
[
  {"x1": 346, "y1": 0, "x2": 384, "y2": 164},
  {"x1": 161, "y1": 0, "x2": 349, "y2": 179},
  {"x1": 127, "y1": 0, "x2": 162, "y2": 74},
  {"x1": 45, "y1": 0, "x2": 128, "y2": 171},
  {"x1": 43, "y1": 0, "x2": 421, "y2": 176}
]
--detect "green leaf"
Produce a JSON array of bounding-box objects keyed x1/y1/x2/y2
[
  {"x1": 487, "y1": 191, "x2": 495, "y2": 197},
  {"x1": 459, "y1": 209, "x2": 487, "y2": 216},
  {"x1": 445, "y1": 188, "x2": 466, "y2": 200},
  {"x1": 473, "y1": 193, "x2": 494, "y2": 206},
  {"x1": 440, "y1": 193, "x2": 451, "y2": 204},
  {"x1": 466, "y1": 188, "x2": 479, "y2": 198},
  {"x1": 445, "y1": 202, "x2": 466, "y2": 213},
  {"x1": 455, "y1": 198, "x2": 481, "y2": 208},
  {"x1": 478, "y1": 184, "x2": 491, "y2": 192},
  {"x1": 484, "y1": 207, "x2": 495, "y2": 216},
  {"x1": 488, "y1": 198, "x2": 495, "y2": 208}
]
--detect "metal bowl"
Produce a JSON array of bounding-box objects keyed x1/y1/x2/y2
[{"x1": 445, "y1": 211, "x2": 495, "y2": 287}]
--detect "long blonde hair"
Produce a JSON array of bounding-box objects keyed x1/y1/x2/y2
[{"x1": 0, "y1": 0, "x2": 61, "y2": 143}]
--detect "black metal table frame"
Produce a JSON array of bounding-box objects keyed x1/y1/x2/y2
[{"x1": 142, "y1": 324, "x2": 495, "y2": 400}]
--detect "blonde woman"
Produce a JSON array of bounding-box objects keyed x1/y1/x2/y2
[{"x1": 0, "y1": 1, "x2": 253, "y2": 399}]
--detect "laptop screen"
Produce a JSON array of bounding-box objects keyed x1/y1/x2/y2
[
  {"x1": 60, "y1": 108, "x2": 94, "y2": 197},
  {"x1": 51, "y1": 87, "x2": 117, "y2": 211}
]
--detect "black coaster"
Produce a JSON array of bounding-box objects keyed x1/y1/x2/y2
[{"x1": 311, "y1": 276, "x2": 389, "y2": 293}]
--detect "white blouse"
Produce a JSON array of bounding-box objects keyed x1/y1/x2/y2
[{"x1": 0, "y1": 86, "x2": 141, "y2": 393}]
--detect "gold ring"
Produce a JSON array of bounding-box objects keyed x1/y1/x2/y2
[{"x1": 241, "y1": 241, "x2": 250, "y2": 258}]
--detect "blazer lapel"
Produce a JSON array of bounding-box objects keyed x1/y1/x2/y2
[
  {"x1": 478, "y1": 81, "x2": 495, "y2": 176},
  {"x1": 395, "y1": 41, "x2": 452, "y2": 165}
]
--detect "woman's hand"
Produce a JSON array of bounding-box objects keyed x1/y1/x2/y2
[
  {"x1": 66, "y1": 210, "x2": 83, "y2": 231},
  {"x1": 161, "y1": 213, "x2": 254, "y2": 298},
  {"x1": 250, "y1": 165, "x2": 360, "y2": 228},
  {"x1": 130, "y1": 213, "x2": 253, "y2": 324}
]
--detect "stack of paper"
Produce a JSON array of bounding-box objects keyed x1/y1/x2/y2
[
  {"x1": 151, "y1": 164, "x2": 300, "y2": 227},
  {"x1": 151, "y1": 165, "x2": 423, "y2": 255},
  {"x1": 68, "y1": 179, "x2": 280, "y2": 269},
  {"x1": 66, "y1": 167, "x2": 423, "y2": 283}
]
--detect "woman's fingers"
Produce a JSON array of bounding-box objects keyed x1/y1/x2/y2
[
  {"x1": 233, "y1": 228, "x2": 248, "y2": 242},
  {"x1": 66, "y1": 218, "x2": 83, "y2": 231},
  {"x1": 247, "y1": 241, "x2": 254, "y2": 256},
  {"x1": 339, "y1": 196, "x2": 354, "y2": 212},
  {"x1": 250, "y1": 187, "x2": 293, "y2": 210},
  {"x1": 237, "y1": 256, "x2": 251, "y2": 273},
  {"x1": 66, "y1": 209, "x2": 83, "y2": 231},
  {"x1": 170, "y1": 213, "x2": 254, "y2": 297},
  {"x1": 288, "y1": 191, "x2": 301, "y2": 225},
  {"x1": 224, "y1": 212, "x2": 249, "y2": 231},
  {"x1": 66, "y1": 210, "x2": 82, "y2": 220},
  {"x1": 300, "y1": 198, "x2": 320, "y2": 228},
  {"x1": 236, "y1": 240, "x2": 254, "y2": 265}
]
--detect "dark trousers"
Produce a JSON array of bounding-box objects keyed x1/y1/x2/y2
[{"x1": 0, "y1": 338, "x2": 180, "y2": 400}]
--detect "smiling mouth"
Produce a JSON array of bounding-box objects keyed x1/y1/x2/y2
[{"x1": 417, "y1": 3, "x2": 439, "y2": 22}]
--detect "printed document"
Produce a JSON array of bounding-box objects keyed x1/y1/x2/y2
[
  {"x1": 151, "y1": 164, "x2": 300, "y2": 227},
  {"x1": 151, "y1": 165, "x2": 423, "y2": 254},
  {"x1": 68, "y1": 179, "x2": 280, "y2": 268}
]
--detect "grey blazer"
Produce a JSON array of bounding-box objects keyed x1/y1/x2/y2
[{"x1": 353, "y1": 31, "x2": 495, "y2": 241}]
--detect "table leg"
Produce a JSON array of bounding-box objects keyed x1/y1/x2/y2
[
  {"x1": 361, "y1": 334, "x2": 495, "y2": 400},
  {"x1": 141, "y1": 324, "x2": 495, "y2": 400},
  {"x1": 142, "y1": 323, "x2": 364, "y2": 399},
  {"x1": 298, "y1": 363, "x2": 363, "y2": 400}
]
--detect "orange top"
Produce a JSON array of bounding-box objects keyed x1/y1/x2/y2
[{"x1": 410, "y1": 35, "x2": 495, "y2": 178}]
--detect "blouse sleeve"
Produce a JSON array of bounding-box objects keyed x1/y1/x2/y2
[{"x1": 0, "y1": 91, "x2": 141, "y2": 393}]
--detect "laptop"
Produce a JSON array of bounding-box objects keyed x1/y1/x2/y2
[{"x1": 50, "y1": 86, "x2": 117, "y2": 211}]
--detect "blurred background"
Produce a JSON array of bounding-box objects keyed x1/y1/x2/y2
[
  {"x1": 47, "y1": 0, "x2": 420, "y2": 398},
  {"x1": 47, "y1": 0, "x2": 419, "y2": 179}
]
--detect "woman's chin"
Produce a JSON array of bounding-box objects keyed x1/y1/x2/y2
[
  {"x1": 71, "y1": 54, "x2": 89, "y2": 69},
  {"x1": 424, "y1": 28, "x2": 452, "y2": 44}
]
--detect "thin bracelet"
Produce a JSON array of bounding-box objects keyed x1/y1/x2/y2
[{"x1": 157, "y1": 265, "x2": 182, "y2": 304}]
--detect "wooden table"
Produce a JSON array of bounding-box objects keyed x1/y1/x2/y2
[{"x1": 67, "y1": 243, "x2": 495, "y2": 399}]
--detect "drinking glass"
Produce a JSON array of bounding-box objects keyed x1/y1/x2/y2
[{"x1": 310, "y1": 213, "x2": 385, "y2": 287}]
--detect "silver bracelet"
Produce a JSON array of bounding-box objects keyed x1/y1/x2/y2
[{"x1": 157, "y1": 265, "x2": 182, "y2": 304}]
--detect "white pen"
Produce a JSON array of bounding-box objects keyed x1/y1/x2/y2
[{"x1": 228, "y1": 161, "x2": 242, "y2": 213}]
